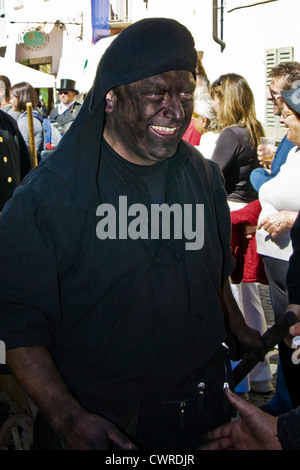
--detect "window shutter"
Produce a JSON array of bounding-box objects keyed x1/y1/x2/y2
[
  {"x1": 265, "y1": 47, "x2": 294, "y2": 141},
  {"x1": 278, "y1": 47, "x2": 294, "y2": 64},
  {"x1": 265, "y1": 49, "x2": 277, "y2": 138}
]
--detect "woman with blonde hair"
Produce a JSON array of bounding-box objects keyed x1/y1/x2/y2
[
  {"x1": 211, "y1": 73, "x2": 273, "y2": 397},
  {"x1": 211, "y1": 73, "x2": 264, "y2": 203}
]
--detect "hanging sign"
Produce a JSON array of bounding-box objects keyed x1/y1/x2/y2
[{"x1": 20, "y1": 28, "x2": 49, "y2": 51}]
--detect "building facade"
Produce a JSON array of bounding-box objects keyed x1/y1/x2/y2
[{"x1": 0, "y1": 0, "x2": 299, "y2": 138}]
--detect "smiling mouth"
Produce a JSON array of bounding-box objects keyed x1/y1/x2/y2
[{"x1": 150, "y1": 125, "x2": 178, "y2": 136}]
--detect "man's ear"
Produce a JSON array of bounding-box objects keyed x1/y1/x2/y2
[{"x1": 105, "y1": 90, "x2": 115, "y2": 113}]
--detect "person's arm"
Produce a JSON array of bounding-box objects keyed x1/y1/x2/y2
[
  {"x1": 250, "y1": 167, "x2": 273, "y2": 192},
  {"x1": 199, "y1": 388, "x2": 282, "y2": 450},
  {"x1": 220, "y1": 279, "x2": 264, "y2": 360},
  {"x1": 6, "y1": 346, "x2": 137, "y2": 450},
  {"x1": 277, "y1": 406, "x2": 300, "y2": 450},
  {"x1": 257, "y1": 210, "x2": 298, "y2": 239},
  {"x1": 17, "y1": 114, "x2": 30, "y2": 155},
  {"x1": 286, "y1": 211, "x2": 300, "y2": 308},
  {"x1": 200, "y1": 320, "x2": 300, "y2": 450}
]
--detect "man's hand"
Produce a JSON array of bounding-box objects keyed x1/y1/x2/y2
[
  {"x1": 290, "y1": 320, "x2": 300, "y2": 337},
  {"x1": 199, "y1": 388, "x2": 282, "y2": 450},
  {"x1": 237, "y1": 324, "x2": 265, "y2": 361},
  {"x1": 283, "y1": 305, "x2": 300, "y2": 347},
  {"x1": 6, "y1": 346, "x2": 138, "y2": 450},
  {"x1": 61, "y1": 410, "x2": 138, "y2": 450},
  {"x1": 243, "y1": 224, "x2": 256, "y2": 240},
  {"x1": 221, "y1": 280, "x2": 265, "y2": 361}
]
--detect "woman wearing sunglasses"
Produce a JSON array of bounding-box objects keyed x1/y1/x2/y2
[{"x1": 255, "y1": 86, "x2": 300, "y2": 413}]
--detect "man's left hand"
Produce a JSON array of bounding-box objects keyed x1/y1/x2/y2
[{"x1": 237, "y1": 324, "x2": 265, "y2": 361}]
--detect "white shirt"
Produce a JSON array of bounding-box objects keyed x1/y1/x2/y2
[
  {"x1": 57, "y1": 100, "x2": 76, "y2": 115},
  {"x1": 256, "y1": 146, "x2": 300, "y2": 261},
  {"x1": 195, "y1": 131, "x2": 219, "y2": 160}
]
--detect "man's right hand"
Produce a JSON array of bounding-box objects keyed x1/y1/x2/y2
[
  {"x1": 6, "y1": 346, "x2": 138, "y2": 450},
  {"x1": 61, "y1": 410, "x2": 138, "y2": 450}
]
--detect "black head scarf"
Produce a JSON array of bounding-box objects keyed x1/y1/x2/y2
[
  {"x1": 90, "y1": 17, "x2": 197, "y2": 110},
  {"x1": 43, "y1": 18, "x2": 197, "y2": 208}
]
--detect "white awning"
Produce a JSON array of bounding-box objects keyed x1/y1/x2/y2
[
  {"x1": 0, "y1": 56, "x2": 55, "y2": 88},
  {"x1": 57, "y1": 35, "x2": 118, "y2": 94}
]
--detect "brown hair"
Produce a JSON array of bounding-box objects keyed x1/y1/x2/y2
[
  {"x1": 10, "y1": 81, "x2": 39, "y2": 112},
  {"x1": 210, "y1": 73, "x2": 265, "y2": 147},
  {"x1": 269, "y1": 62, "x2": 300, "y2": 90},
  {"x1": 0, "y1": 75, "x2": 12, "y2": 100}
]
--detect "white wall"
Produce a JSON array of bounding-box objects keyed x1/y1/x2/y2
[
  {"x1": 216, "y1": 0, "x2": 300, "y2": 125},
  {"x1": 8, "y1": 0, "x2": 91, "y2": 77},
  {"x1": 131, "y1": 0, "x2": 300, "y2": 127}
]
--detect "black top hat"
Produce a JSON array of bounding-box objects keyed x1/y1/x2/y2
[{"x1": 57, "y1": 79, "x2": 79, "y2": 94}]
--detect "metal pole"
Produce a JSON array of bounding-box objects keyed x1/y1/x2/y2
[{"x1": 212, "y1": 0, "x2": 226, "y2": 52}]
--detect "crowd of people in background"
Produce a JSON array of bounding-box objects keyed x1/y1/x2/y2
[
  {"x1": 0, "y1": 74, "x2": 82, "y2": 210},
  {"x1": 181, "y1": 58, "x2": 300, "y2": 449},
  {"x1": 1, "y1": 18, "x2": 300, "y2": 450}
]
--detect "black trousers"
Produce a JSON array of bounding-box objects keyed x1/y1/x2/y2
[
  {"x1": 262, "y1": 255, "x2": 289, "y2": 323},
  {"x1": 135, "y1": 347, "x2": 234, "y2": 450},
  {"x1": 33, "y1": 347, "x2": 234, "y2": 450}
]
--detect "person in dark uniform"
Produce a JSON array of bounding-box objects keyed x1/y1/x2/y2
[
  {"x1": 49, "y1": 79, "x2": 81, "y2": 132},
  {"x1": 0, "y1": 109, "x2": 30, "y2": 212},
  {"x1": 0, "y1": 75, "x2": 20, "y2": 121}
]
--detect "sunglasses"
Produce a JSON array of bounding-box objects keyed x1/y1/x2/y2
[
  {"x1": 269, "y1": 87, "x2": 282, "y2": 103},
  {"x1": 59, "y1": 91, "x2": 69, "y2": 95}
]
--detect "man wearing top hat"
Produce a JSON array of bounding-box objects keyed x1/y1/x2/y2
[{"x1": 50, "y1": 78, "x2": 82, "y2": 132}]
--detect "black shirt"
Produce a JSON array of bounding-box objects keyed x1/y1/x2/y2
[
  {"x1": 0, "y1": 139, "x2": 234, "y2": 410},
  {"x1": 121, "y1": 155, "x2": 168, "y2": 205},
  {"x1": 211, "y1": 126, "x2": 259, "y2": 203}
]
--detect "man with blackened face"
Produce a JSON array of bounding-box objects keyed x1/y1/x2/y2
[
  {"x1": 104, "y1": 70, "x2": 196, "y2": 164},
  {"x1": 0, "y1": 18, "x2": 265, "y2": 450}
]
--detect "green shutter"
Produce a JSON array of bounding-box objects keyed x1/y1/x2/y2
[{"x1": 265, "y1": 47, "x2": 294, "y2": 141}]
